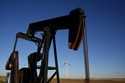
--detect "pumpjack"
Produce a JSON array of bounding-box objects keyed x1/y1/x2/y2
[{"x1": 5, "y1": 8, "x2": 90, "y2": 83}]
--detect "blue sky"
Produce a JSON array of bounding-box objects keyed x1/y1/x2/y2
[{"x1": 0, "y1": 0, "x2": 125, "y2": 79}]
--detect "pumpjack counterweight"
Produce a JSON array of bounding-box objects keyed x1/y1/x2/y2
[{"x1": 5, "y1": 8, "x2": 90, "y2": 83}]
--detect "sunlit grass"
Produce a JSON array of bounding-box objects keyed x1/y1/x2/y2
[
  {"x1": 0, "y1": 75, "x2": 125, "y2": 83},
  {"x1": 0, "y1": 76, "x2": 5, "y2": 83}
]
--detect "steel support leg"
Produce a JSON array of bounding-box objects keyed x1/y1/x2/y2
[
  {"x1": 40, "y1": 31, "x2": 52, "y2": 83},
  {"x1": 53, "y1": 34, "x2": 60, "y2": 83}
]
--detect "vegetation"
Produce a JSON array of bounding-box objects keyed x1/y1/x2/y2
[{"x1": 0, "y1": 76, "x2": 5, "y2": 83}]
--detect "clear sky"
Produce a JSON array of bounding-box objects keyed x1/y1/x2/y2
[{"x1": 0, "y1": 0, "x2": 125, "y2": 79}]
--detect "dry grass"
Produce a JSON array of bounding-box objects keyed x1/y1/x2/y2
[
  {"x1": 51, "y1": 79, "x2": 125, "y2": 83},
  {"x1": 0, "y1": 76, "x2": 125, "y2": 83},
  {"x1": 0, "y1": 76, "x2": 5, "y2": 83}
]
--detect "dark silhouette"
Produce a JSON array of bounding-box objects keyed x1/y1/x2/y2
[{"x1": 5, "y1": 8, "x2": 89, "y2": 83}]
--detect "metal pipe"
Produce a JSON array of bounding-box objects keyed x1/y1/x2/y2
[{"x1": 83, "y1": 16, "x2": 90, "y2": 80}]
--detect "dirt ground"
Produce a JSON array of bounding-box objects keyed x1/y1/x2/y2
[{"x1": 51, "y1": 79, "x2": 125, "y2": 83}]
